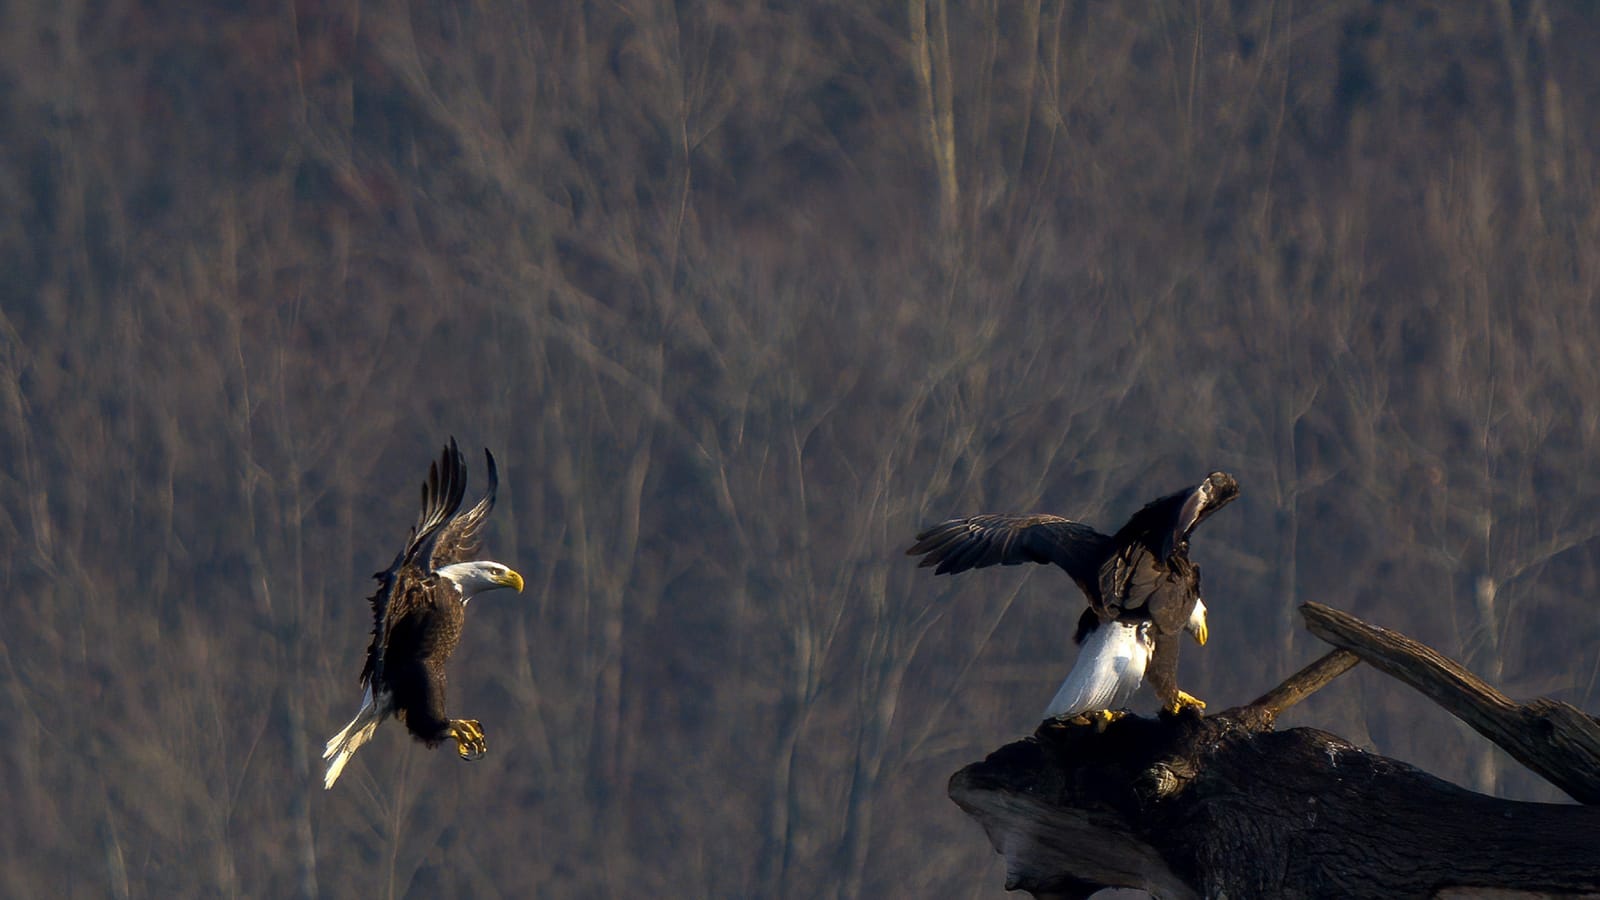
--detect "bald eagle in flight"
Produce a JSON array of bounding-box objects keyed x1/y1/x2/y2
[
  {"x1": 323, "y1": 439, "x2": 525, "y2": 789},
  {"x1": 907, "y1": 472, "x2": 1238, "y2": 723}
]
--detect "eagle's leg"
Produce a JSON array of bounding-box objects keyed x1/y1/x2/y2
[
  {"x1": 1161, "y1": 690, "x2": 1207, "y2": 715},
  {"x1": 448, "y1": 719, "x2": 487, "y2": 760},
  {"x1": 1147, "y1": 652, "x2": 1206, "y2": 716},
  {"x1": 398, "y1": 661, "x2": 489, "y2": 759}
]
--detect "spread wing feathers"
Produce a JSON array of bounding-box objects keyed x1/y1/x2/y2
[
  {"x1": 410, "y1": 439, "x2": 471, "y2": 570},
  {"x1": 1111, "y1": 471, "x2": 1240, "y2": 567},
  {"x1": 906, "y1": 514, "x2": 1113, "y2": 589},
  {"x1": 359, "y1": 439, "x2": 472, "y2": 690},
  {"x1": 1103, "y1": 472, "x2": 1237, "y2": 626},
  {"x1": 1174, "y1": 472, "x2": 1239, "y2": 546},
  {"x1": 431, "y1": 448, "x2": 498, "y2": 568},
  {"x1": 1042, "y1": 620, "x2": 1152, "y2": 719}
]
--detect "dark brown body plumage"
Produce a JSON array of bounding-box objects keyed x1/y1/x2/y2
[{"x1": 371, "y1": 576, "x2": 469, "y2": 745}]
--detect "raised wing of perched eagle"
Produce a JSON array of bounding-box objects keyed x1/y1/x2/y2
[
  {"x1": 323, "y1": 439, "x2": 525, "y2": 789},
  {"x1": 907, "y1": 472, "x2": 1238, "y2": 723}
]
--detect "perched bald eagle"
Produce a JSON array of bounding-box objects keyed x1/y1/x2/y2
[
  {"x1": 323, "y1": 440, "x2": 525, "y2": 789},
  {"x1": 907, "y1": 472, "x2": 1238, "y2": 722}
]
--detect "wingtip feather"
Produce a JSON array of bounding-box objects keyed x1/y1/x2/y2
[{"x1": 481, "y1": 447, "x2": 498, "y2": 500}]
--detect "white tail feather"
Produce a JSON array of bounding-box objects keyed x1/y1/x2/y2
[
  {"x1": 323, "y1": 688, "x2": 382, "y2": 789},
  {"x1": 1042, "y1": 620, "x2": 1154, "y2": 719}
]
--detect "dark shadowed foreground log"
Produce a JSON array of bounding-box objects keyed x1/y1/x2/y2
[
  {"x1": 950, "y1": 607, "x2": 1600, "y2": 899},
  {"x1": 951, "y1": 713, "x2": 1600, "y2": 899}
]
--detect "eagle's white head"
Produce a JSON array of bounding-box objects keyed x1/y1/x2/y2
[{"x1": 437, "y1": 561, "x2": 525, "y2": 604}]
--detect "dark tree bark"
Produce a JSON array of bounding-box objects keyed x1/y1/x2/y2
[{"x1": 949, "y1": 607, "x2": 1600, "y2": 899}]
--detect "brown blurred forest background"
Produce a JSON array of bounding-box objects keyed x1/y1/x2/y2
[{"x1": 4, "y1": 1, "x2": 1600, "y2": 897}]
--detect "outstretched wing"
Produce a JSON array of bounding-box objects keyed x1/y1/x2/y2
[
  {"x1": 1112, "y1": 471, "x2": 1239, "y2": 565},
  {"x1": 359, "y1": 440, "x2": 471, "y2": 690},
  {"x1": 1170, "y1": 471, "x2": 1239, "y2": 556},
  {"x1": 1104, "y1": 471, "x2": 1237, "y2": 630},
  {"x1": 430, "y1": 447, "x2": 499, "y2": 569},
  {"x1": 907, "y1": 514, "x2": 1114, "y2": 599}
]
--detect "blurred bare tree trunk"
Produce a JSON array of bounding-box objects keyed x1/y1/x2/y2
[{"x1": 909, "y1": 0, "x2": 959, "y2": 234}]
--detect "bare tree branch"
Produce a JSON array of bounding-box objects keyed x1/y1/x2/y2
[
  {"x1": 1302, "y1": 602, "x2": 1600, "y2": 804},
  {"x1": 1239, "y1": 647, "x2": 1362, "y2": 724}
]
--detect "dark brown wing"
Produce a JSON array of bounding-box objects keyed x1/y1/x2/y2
[
  {"x1": 430, "y1": 447, "x2": 499, "y2": 568},
  {"x1": 1103, "y1": 471, "x2": 1235, "y2": 631},
  {"x1": 907, "y1": 514, "x2": 1114, "y2": 600},
  {"x1": 1112, "y1": 471, "x2": 1239, "y2": 566},
  {"x1": 377, "y1": 577, "x2": 466, "y2": 745},
  {"x1": 1101, "y1": 550, "x2": 1201, "y2": 634},
  {"x1": 359, "y1": 440, "x2": 471, "y2": 690},
  {"x1": 1170, "y1": 471, "x2": 1239, "y2": 554}
]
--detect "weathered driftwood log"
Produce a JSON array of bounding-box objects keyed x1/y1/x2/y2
[
  {"x1": 1302, "y1": 602, "x2": 1600, "y2": 805},
  {"x1": 949, "y1": 606, "x2": 1600, "y2": 899}
]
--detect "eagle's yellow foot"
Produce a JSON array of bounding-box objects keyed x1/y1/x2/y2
[
  {"x1": 1062, "y1": 709, "x2": 1126, "y2": 732},
  {"x1": 1162, "y1": 691, "x2": 1207, "y2": 715},
  {"x1": 449, "y1": 719, "x2": 486, "y2": 760}
]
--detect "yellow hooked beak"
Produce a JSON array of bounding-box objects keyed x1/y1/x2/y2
[
  {"x1": 1190, "y1": 617, "x2": 1208, "y2": 646},
  {"x1": 496, "y1": 568, "x2": 526, "y2": 593}
]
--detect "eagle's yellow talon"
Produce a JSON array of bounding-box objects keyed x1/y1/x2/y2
[
  {"x1": 1164, "y1": 691, "x2": 1207, "y2": 715},
  {"x1": 450, "y1": 719, "x2": 487, "y2": 760},
  {"x1": 1056, "y1": 708, "x2": 1126, "y2": 732},
  {"x1": 1089, "y1": 708, "x2": 1126, "y2": 731}
]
